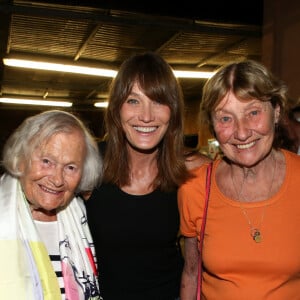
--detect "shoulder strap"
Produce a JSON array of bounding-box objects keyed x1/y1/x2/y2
[{"x1": 197, "y1": 162, "x2": 213, "y2": 300}]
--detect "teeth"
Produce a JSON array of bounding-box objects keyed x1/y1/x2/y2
[
  {"x1": 41, "y1": 185, "x2": 60, "y2": 194},
  {"x1": 133, "y1": 126, "x2": 156, "y2": 133},
  {"x1": 237, "y1": 141, "x2": 255, "y2": 149}
]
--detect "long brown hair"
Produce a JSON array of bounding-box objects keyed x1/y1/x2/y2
[{"x1": 103, "y1": 52, "x2": 189, "y2": 192}]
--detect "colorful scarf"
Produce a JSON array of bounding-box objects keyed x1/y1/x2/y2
[{"x1": 0, "y1": 174, "x2": 102, "y2": 299}]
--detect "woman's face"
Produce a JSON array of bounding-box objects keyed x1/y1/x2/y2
[
  {"x1": 19, "y1": 130, "x2": 86, "y2": 220},
  {"x1": 120, "y1": 81, "x2": 171, "y2": 152},
  {"x1": 212, "y1": 91, "x2": 280, "y2": 167}
]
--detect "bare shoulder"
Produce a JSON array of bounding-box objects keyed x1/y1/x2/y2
[{"x1": 184, "y1": 151, "x2": 212, "y2": 170}]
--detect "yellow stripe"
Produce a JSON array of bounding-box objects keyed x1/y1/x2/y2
[
  {"x1": 30, "y1": 241, "x2": 62, "y2": 300},
  {"x1": 0, "y1": 240, "x2": 33, "y2": 298}
]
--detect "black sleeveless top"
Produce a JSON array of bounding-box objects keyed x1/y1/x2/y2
[{"x1": 85, "y1": 183, "x2": 183, "y2": 300}]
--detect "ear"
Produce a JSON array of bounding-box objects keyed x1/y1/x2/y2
[{"x1": 274, "y1": 105, "x2": 280, "y2": 123}]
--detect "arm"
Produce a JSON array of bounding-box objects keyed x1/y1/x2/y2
[
  {"x1": 180, "y1": 236, "x2": 199, "y2": 300},
  {"x1": 79, "y1": 191, "x2": 92, "y2": 200},
  {"x1": 185, "y1": 151, "x2": 212, "y2": 171}
]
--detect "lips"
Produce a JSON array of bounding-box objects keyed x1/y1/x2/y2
[
  {"x1": 133, "y1": 126, "x2": 157, "y2": 133},
  {"x1": 39, "y1": 184, "x2": 62, "y2": 194},
  {"x1": 236, "y1": 141, "x2": 256, "y2": 149}
]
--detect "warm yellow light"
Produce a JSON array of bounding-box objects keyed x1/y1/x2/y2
[
  {"x1": 173, "y1": 70, "x2": 215, "y2": 79},
  {"x1": 0, "y1": 97, "x2": 72, "y2": 107},
  {"x1": 3, "y1": 58, "x2": 118, "y2": 78},
  {"x1": 3, "y1": 58, "x2": 214, "y2": 79},
  {"x1": 94, "y1": 102, "x2": 108, "y2": 108}
]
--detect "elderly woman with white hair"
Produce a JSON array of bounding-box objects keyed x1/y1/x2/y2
[{"x1": 0, "y1": 110, "x2": 103, "y2": 299}]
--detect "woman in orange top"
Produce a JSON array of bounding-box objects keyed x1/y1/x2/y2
[{"x1": 178, "y1": 60, "x2": 300, "y2": 300}]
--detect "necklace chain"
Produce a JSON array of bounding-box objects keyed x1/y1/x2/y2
[
  {"x1": 239, "y1": 205, "x2": 266, "y2": 243},
  {"x1": 231, "y1": 153, "x2": 277, "y2": 243}
]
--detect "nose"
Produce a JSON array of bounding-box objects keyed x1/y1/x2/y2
[
  {"x1": 49, "y1": 167, "x2": 64, "y2": 187},
  {"x1": 234, "y1": 117, "x2": 252, "y2": 141},
  {"x1": 138, "y1": 102, "x2": 154, "y2": 122}
]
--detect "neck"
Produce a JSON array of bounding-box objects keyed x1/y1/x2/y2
[
  {"x1": 128, "y1": 146, "x2": 158, "y2": 176},
  {"x1": 230, "y1": 150, "x2": 277, "y2": 202},
  {"x1": 122, "y1": 148, "x2": 159, "y2": 195},
  {"x1": 30, "y1": 207, "x2": 57, "y2": 222}
]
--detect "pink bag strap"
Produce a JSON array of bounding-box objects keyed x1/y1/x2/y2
[{"x1": 197, "y1": 162, "x2": 213, "y2": 300}]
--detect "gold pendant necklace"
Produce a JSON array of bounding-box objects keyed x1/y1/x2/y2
[
  {"x1": 231, "y1": 153, "x2": 277, "y2": 243},
  {"x1": 239, "y1": 205, "x2": 266, "y2": 243}
]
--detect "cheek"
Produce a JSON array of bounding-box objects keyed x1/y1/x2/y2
[
  {"x1": 157, "y1": 106, "x2": 171, "y2": 124},
  {"x1": 119, "y1": 106, "x2": 127, "y2": 123},
  {"x1": 253, "y1": 117, "x2": 275, "y2": 135},
  {"x1": 162, "y1": 114, "x2": 171, "y2": 125},
  {"x1": 120, "y1": 103, "x2": 135, "y2": 121},
  {"x1": 22, "y1": 162, "x2": 43, "y2": 179},
  {"x1": 255, "y1": 122, "x2": 267, "y2": 132},
  {"x1": 19, "y1": 175, "x2": 37, "y2": 201},
  {"x1": 67, "y1": 173, "x2": 82, "y2": 190},
  {"x1": 214, "y1": 124, "x2": 233, "y2": 142}
]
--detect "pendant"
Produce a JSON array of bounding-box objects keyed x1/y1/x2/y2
[{"x1": 251, "y1": 229, "x2": 262, "y2": 243}]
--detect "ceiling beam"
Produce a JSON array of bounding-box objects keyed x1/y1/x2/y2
[{"x1": 0, "y1": 2, "x2": 262, "y2": 38}]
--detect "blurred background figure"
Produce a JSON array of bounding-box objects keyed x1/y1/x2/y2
[
  {"x1": 0, "y1": 110, "x2": 103, "y2": 299},
  {"x1": 286, "y1": 105, "x2": 300, "y2": 154}
]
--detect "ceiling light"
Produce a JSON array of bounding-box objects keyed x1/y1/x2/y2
[
  {"x1": 3, "y1": 58, "x2": 215, "y2": 79},
  {"x1": 0, "y1": 97, "x2": 72, "y2": 107},
  {"x1": 3, "y1": 58, "x2": 118, "y2": 77},
  {"x1": 94, "y1": 102, "x2": 108, "y2": 108},
  {"x1": 173, "y1": 70, "x2": 215, "y2": 79}
]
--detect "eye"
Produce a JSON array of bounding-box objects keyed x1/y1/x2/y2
[
  {"x1": 249, "y1": 110, "x2": 259, "y2": 116},
  {"x1": 126, "y1": 97, "x2": 139, "y2": 104},
  {"x1": 65, "y1": 164, "x2": 77, "y2": 173},
  {"x1": 219, "y1": 116, "x2": 232, "y2": 123},
  {"x1": 42, "y1": 158, "x2": 51, "y2": 165},
  {"x1": 246, "y1": 109, "x2": 262, "y2": 120},
  {"x1": 213, "y1": 110, "x2": 232, "y2": 124}
]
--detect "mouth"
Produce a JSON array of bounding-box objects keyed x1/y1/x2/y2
[
  {"x1": 133, "y1": 126, "x2": 157, "y2": 133},
  {"x1": 236, "y1": 141, "x2": 256, "y2": 149},
  {"x1": 39, "y1": 184, "x2": 62, "y2": 195}
]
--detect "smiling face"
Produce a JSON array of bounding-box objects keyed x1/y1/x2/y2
[
  {"x1": 212, "y1": 91, "x2": 280, "y2": 167},
  {"x1": 120, "y1": 81, "x2": 171, "y2": 152},
  {"x1": 19, "y1": 130, "x2": 86, "y2": 221}
]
